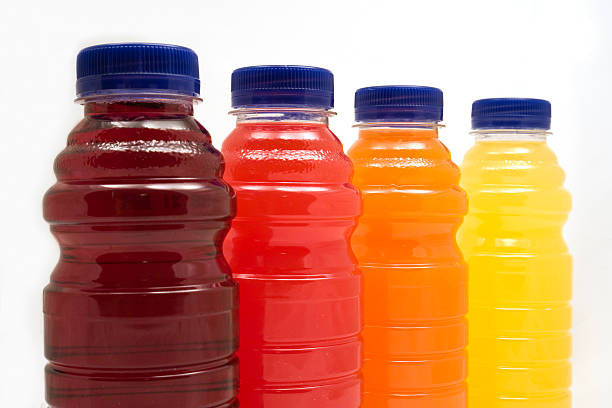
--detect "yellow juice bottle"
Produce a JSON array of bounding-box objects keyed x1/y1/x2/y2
[{"x1": 458, "y1": 98, "x2": 572, "y2": 408}]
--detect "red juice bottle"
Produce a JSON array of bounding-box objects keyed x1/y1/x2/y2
[
  {"x1": 222, "y1": 66, "x2": 362, "y2": 407},
  {"x1": 42, "y1": 43, "x2": 238, "y2": 408}
]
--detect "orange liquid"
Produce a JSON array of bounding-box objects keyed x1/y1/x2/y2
[{"x1": 348, "y1": 126, "x2": 467, "y2": 407}]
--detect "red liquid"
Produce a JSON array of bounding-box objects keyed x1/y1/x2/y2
[
  {"x1": 222, "y1": 120, "x2": 362, "y2": 408},
  {"x1": 43, "y1": 101, "x2": 238, "y2": 408}
]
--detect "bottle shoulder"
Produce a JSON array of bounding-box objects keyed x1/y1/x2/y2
[
  {"x1": 55, "y1": 116, "x2": 223, "y2": 181},
  {"x1": 222, "y1": 123, "x2": 353, "y2": 184},
  {"x1": 461, "y1": 140, "x2": 569, "y2": 189},
  {"x1": 460, "y1": 140, "x2": 571, "y2": 215},
  {"x1": 223, "y1": 122, "x2": 343, "y2": 151},
  {"x1": 348, "y1": 133, "x2": 461, "y2": 189},
  {"x1": 44, "y1": 116, "x2": 234, "y2": 223},
  {"x1": 67, "y1": 116, "x2": 211, "y2": 144}
]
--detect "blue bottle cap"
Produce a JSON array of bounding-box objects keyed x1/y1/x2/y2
[
  {"x1": 354, "y1": 85, "x2": 443, "y2": 122},
  {"x1": 471, "y1": 98, "x2": 551, "y2": 130},
  {"x1": 76, "y1": 43, "x2": 200, "y2": 98},
  {"x1": 231, "y1": 65, "x2": 334, "y2": 109}
]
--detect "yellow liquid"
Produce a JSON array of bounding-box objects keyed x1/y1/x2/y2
[{"x1": 457, "y1": 137, "x2": 572, "y2": 408}]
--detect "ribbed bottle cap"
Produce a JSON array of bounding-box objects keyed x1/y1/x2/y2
[
  {"x1": 76, "y1": 43, "x2": 200, "y2": 98},
  {"x1": 471, "y1": 98, "x2": 551, "y2": 129},
  {"x1": 231, "y1": 65, "x2": 334, "y2": 109},
  {"x1": 354, "y1": 85, "x2": 443, "y2": 122}
]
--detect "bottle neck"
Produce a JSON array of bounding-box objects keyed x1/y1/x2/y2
[
  {"x1": 83, "y1": 95, "x2": 195, "y2": 120},
  {"x1": 357, "y1": 122, "x2": 440, "y2": 138},
  {"x1": 232, "y1": 108, "x2": 332, "y2": 125},
  {"x1": 472, "y1": 128, "x2": 550, "y2": 141}
]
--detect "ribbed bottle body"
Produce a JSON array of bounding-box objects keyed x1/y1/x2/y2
[
  {"x1": 349, "y1": 127, "x2": 467, "y2": 408},
  {"x1": 458, "y1": 136, "x2": 572, "y2": 408},
  {"x1": 43, "y1": 102, "x2": 238, "y2": 408},
  {"x1": 222, "y1": 121, "x2": 362, "y2": 408}
]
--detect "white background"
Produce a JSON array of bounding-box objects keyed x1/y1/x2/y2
[{"x1": 0, "y1": 0, "x2": 610, "y2": 406}]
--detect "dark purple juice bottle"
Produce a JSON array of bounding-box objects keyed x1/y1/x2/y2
[{"x1": 42, "y1": 43, "x2": 238, "y2": 408}]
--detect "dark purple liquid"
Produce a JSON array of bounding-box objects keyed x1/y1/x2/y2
[{"x1": 43, "y1": 100, "x2": 238, "y2": 408}]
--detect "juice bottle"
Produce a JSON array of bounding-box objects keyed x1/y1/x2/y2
[
  {"x1": 348, "y1": 86, "x2": 468, "y2": 407},
  {"x1": 458, "y1": 98, "x2": 572, "y2": 407},
  {"x1": 43, "y1": 43, "x2": 238, "y2": 408},
  {"x1": 222, "y1": 65, "x2": 362, "y2": 408}
]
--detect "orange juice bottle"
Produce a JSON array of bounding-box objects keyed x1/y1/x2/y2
[{"x1": 348, "y1": 86, "x2": 468, "y2": 407}]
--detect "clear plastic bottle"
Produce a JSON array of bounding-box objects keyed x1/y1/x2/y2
[
  {"x1": 458, "y1": 98, "x2": 572, "y2": 408},
  {"x1": 222, "y1": 66, "x2": 362, "y2": 408},
  {"x1": 348, "y1": 86, "x2": 468, "y2": 407},
  {"x1": 42, "y1": 43, "x2": 238, "y2": 408}
]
